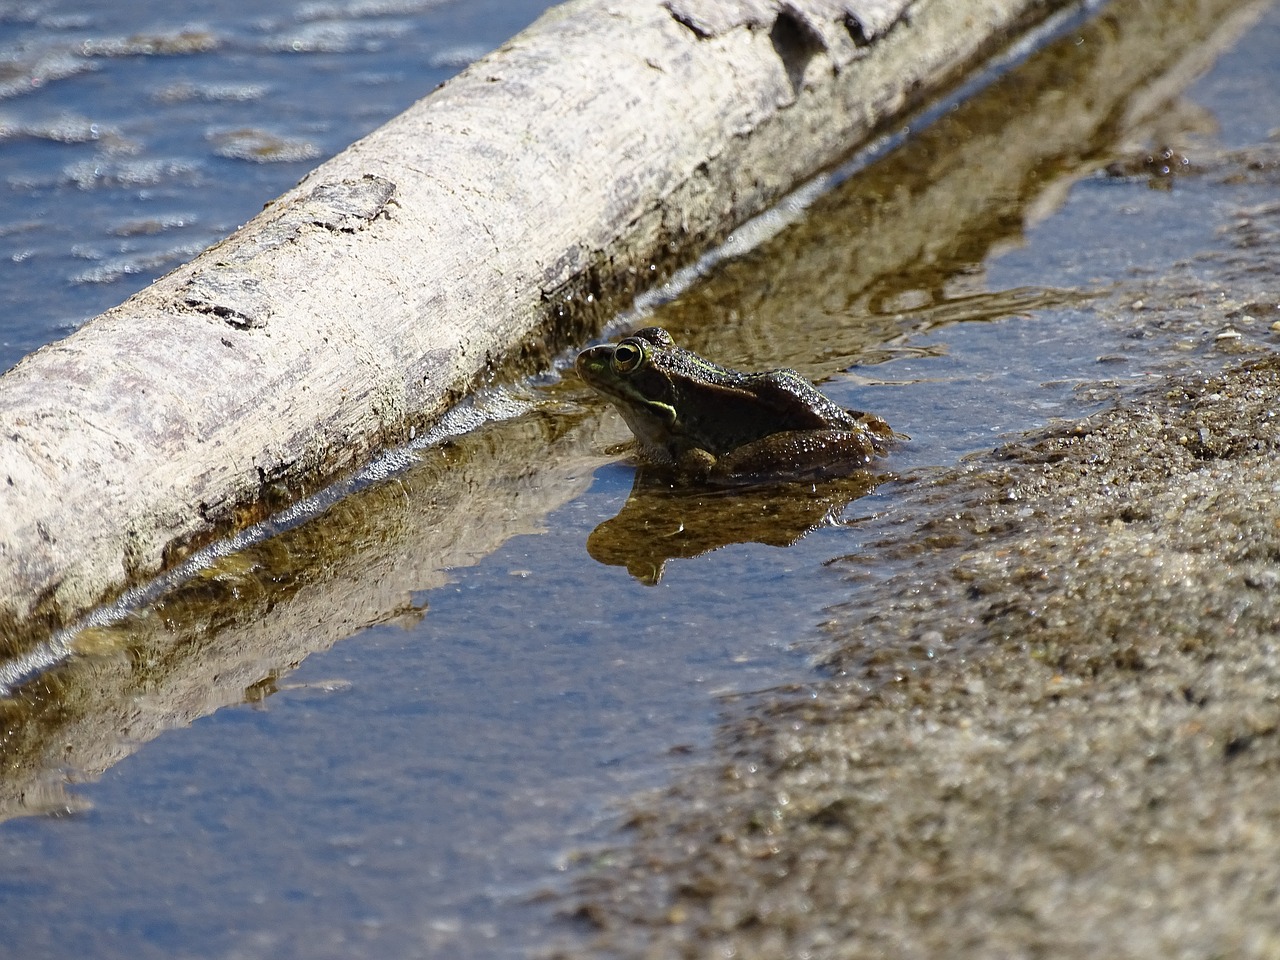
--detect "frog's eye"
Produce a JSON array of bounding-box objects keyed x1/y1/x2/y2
[{"x1": 612, "y1": 341, "x2": 644, "y2": 374}]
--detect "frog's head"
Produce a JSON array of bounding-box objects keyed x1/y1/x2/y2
[{"x1": 575, "y1": 327, "x2": 686, "y2": 459}]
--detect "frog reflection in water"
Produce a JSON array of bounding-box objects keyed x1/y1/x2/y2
[{"x1": 575, "y1": 327, "x2": 896, "y2": 484}]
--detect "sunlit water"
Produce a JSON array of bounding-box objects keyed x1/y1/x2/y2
[
  {"x1": 2, "y1": 1, "x2": 1279, "y2": 958},
  {"x1": 0, "y1": 0, "x2": 553, "y2": 371}
]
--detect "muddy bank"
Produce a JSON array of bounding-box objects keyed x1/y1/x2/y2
[{"x1": 558, "y1": 334, "x2": 1280, "y2": 958}]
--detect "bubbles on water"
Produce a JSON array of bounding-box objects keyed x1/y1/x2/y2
[
  {"x1": 263, "y1": 18, "x2": 413, "y2": 54},
  {"x1": 0, "y1": 112, "x2": 137, "y2": 152},
  {"x1": 33, "y1": 12, "x2": 95, "y2": 31},
  {"x1": 150, "y1": 80, "x2": 271, "y2": 104},
  {"x1": 295, "y1": 0, "x2": 453, "y2": 20},
  {"x1": 207, "y1": 127, "x2": 322, "y2": 163},
  {"x1": 76, "y1": 29, "x2": 221, "y2": 58},
  {"x1": 0, "y1": 44, "x2": 95, "y2": 99},
  {"x1": 8, "y1": 155, "x2": 204, "y2": 190},
  {"x1": 71, "y1": 242, "x2": 208, "y2": 285},
  {"x1": 427, "y1": 44, "x2": 488, "y2": 69},
  {"x1": 109, "y1": 212, "x2": 198, "y2": 236},
  {"x1": 0, "y1": 27, "x2": 225, "y2": 101}
]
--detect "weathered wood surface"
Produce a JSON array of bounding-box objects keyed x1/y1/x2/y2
[{"x1": 0, "y1": 0, "x2": 1072, "y2": 650}]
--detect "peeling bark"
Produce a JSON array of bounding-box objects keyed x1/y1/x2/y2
[{"x1": 664, "y1": 0, "x2": 912, "y2": 55}]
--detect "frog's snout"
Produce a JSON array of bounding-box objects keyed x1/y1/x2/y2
[{"x1": 574, "y1": 345, "x2": 608, "y2": 381}]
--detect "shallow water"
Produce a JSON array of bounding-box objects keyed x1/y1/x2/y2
[{"x1": 2, "y1": 0, "x2": 1280, "y2": 958}]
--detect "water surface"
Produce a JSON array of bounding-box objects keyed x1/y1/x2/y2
[{"x1": 0, "y1": 0, "x2": 555, "y2": 371}]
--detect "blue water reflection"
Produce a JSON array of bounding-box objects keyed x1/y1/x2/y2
[{"x1": 0, "y1": 0, "x2": 555, "y2": 371}]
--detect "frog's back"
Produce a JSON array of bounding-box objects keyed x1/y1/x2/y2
[
  {"x1": 746, "y1": 368, "x2": 858, "y2": 429},
  {"x1": 671, "y1": 366, "x2": 856, "y2": 455}
]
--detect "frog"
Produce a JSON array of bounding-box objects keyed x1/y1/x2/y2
[{"x1": 574, "y1": 326, "x2": 897, "y2": 484}]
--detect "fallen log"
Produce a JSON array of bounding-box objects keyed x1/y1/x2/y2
[{"x1": 0, "y1": 0, "x2": 1078, "y2": 651}]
